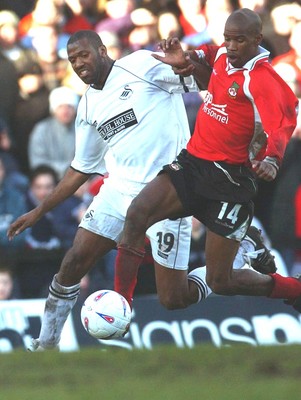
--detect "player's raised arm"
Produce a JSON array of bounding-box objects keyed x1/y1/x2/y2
[
  {"x1": 7, "y1": 167, "x2": 90, "y2": 240},
  {"x1": 152, "y1": 37, "x2": 212, "y2": 90}
]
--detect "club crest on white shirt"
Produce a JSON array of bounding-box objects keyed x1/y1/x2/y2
[{"x1": 119, "y1": 85, "x2": 133, "y2": 100}]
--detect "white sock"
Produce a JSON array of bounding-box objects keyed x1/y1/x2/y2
[
  {"x1": 188, "y1": 266, "x2": 212, "y2": 303},
  {"x1": 39, "y1": 275, "x2": 80, "y2": 349}
]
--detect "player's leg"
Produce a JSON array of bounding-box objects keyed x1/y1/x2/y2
[
  {"x1": 150, "y1": 216, "x2": 247, "y2": 310},
  {"x1": 115, "y1": 163, "x2": 275, "y2": 308},
  {"x1": 31, "y1": 183, "x2": 126, "y2": 351},
  {"x1": 195, "y1": 196, "x2": 271, "y2": 296},
  {"x1": 115, "y1": 172, "x2": 185, "y2": 306},
  {"x1": 153, "y1": 226, "x2": 277, "y2": 310},
  {"x1": 205, "y1": 225, "x2": 301, "y2": 309},
  {"x1": 33, "y1": 228, "x2": 116, "y2": 351},
  {"x1": 204, "y1": 229, "x2": 274, "y2": 295}
]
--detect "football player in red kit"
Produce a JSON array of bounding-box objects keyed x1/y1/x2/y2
[{"x1": 115, "y1": 8, "x2": 301, "y2": 312}]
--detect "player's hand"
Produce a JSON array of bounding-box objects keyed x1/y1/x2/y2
[
  {"x1": 251, "y1": 160, "x2": 277, "y2": 181},
  {"x1": 172, "y1": 63, "x2": 195, "y2": 77},
  {"x1": 152, "y1": 37, "x2": 193, "y2": 75},
  {"x1": 7, "y1": 209, "x2": 40, "y2": 240}
]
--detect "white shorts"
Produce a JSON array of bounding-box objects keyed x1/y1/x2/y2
[{"x1": 79, "y1": 178, "x2": 192, "y2": 270}]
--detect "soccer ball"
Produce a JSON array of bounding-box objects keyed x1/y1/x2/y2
[{"x1": 81, "y1": 290, "x2": 132, "y2": 340}]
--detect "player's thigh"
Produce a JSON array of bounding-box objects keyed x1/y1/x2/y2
[
  {"x1": 129, "y1": 173, "x2": 185, "y2": 226},
  {"x1": 196, "y1": 197, "x2": 253, "y2": 282}
]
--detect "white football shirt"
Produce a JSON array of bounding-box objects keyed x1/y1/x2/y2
[{"x1": 71, "y1": 49, "x2": 199, "y2": 193}]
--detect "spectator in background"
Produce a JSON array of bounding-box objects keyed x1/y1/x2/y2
[
  {"x1": 58, "y1": 0, "x2": 100, "y2": 33},
  {"x1": 11, "y1": 57, "x2": 50, "y2": 175},
  {"x1": 0, "y1": 10, "x2": 35, "y2": 77},
  {"x1": 17, "y1": 165, "x2": 64, "y2": 298},
  {"x1": 176, "y1": 0, "x2": 211, "y2": 47},
  {"x1": 95, "y1": 0, "x2": 136, "y2": 49},
  {"x1": 12, "y1": 20, "x2": 77, "y2": 174},
  {"x1": 127, "y1": 8, "x2": 158, "y2": 52},
  {"x1": 24, "y1": 24, "x2": 70, "y2": 91},
  {"x1": 18, "y1": 0, "x2": 97, "y2": 44},
  {"x1": 272, "y1": 21, "x2": 301, "y2": 99},
  {"x1": 0, "y1": 118, "x2": 28, "y2": 192},
  {"x1": 0, "y1": 10, "x2": 48, "y2": 156},
  {"x1": 98, "y1": 30, "x2": 124, "y2": 59},
  {"x1": 22, "y1": 19, "x2": 86, "y2": 95},
  {"x1": 202, "y1": 0, "x2": 235, "y2": 46},
  {"x1": 28, "y1": 86, "x2": 79, "y2": 180},
  {"x1": 269, "y1": 1, "x2": 301, "y2": 57},
  {"x1": 23, "y1": 165, "x2": 61, "y2": 251},
  {"x1": 0, "y1": 155, "x2": 27, "y2": 260},
  {"x1": 18, "y1": 0, "x2": 65, "y2": 39},
  {"x1": 76, "y1": 0, "x2": 105, "y2": 27},
  {"x1": 157, "y1": 9, "x2": 183, "y2": 42},
  {"x1": 0, "y1": 12, "x2": 19, "y2": 140},
  {"x1": 0, "y1": 266, "x2": 19, "y2": 300}
]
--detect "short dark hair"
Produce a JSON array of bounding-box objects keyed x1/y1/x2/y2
[
  {"x1": 67, "y1": 30, "x2": 103, "y2": 49},
  {"x1": 29, "y1": 165, "x2": 58, "y2": 185}
]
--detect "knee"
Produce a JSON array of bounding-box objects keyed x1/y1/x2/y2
[
  {"x1": 158, "y1": 293, "x2": 188, "y2": 310},
  {"x1": 126, "y1": 199, "x2": 150, "y2": 231}
]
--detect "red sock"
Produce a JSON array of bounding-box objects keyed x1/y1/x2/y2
[
  {"x1": 114, "y1": 244, "x2": 145, "y2": 308},
  {"x1": 269, "y1": 273, "x2": 301, "y2": 300}
]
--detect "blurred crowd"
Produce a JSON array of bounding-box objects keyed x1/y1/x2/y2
[{"x1": 0, "y1": 0, "x2": 301, "y2": 300}]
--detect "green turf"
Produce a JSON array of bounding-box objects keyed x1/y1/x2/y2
[{"x1": 1, "y1": 344, "x2": 300, "y2": 400}]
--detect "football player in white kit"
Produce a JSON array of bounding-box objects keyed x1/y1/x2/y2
[{"x1": 7, "y1": 30, "x2": 275, "y2": 350}]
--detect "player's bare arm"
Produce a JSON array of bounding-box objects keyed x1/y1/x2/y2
[
  {"x1": 152, "y1": 37, "x2": 212, "y2": 90},
  {"x1": 7, "y1": 167, "x2": 90, "y2": 240}
]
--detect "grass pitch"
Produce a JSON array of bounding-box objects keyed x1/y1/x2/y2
[{"x1": 1, "y1": 344, "x2": 300, "y2": 400}]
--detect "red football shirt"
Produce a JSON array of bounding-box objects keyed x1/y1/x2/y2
[{"x1": 187, "y1": 45, "x2": 298, "y2": 166}]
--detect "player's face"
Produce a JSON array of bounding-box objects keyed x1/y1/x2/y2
[
  {"x1": 31, "y1": 174, "x2": 56, "y2": 203},
  {"x1": 223, "y1": 20, "x2": 262, "y2": 68},
  {"x1": 67, "y1": 38, "x2": 106, "y2": 87}
]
